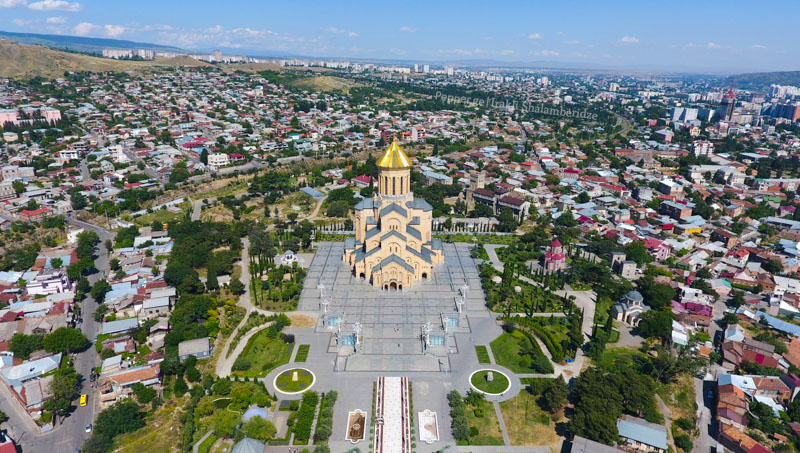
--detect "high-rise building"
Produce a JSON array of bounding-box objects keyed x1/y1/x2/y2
[
  {"x1": 422, "y1": 64, "x2": 430, "y2": 73},
  {"x1": 719, "y1": 82, "x2": 736, "y2": 122}
]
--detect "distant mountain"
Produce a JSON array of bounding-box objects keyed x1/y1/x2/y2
[
  {"x1": 0, "y1": 30, "x2": 182, "y2": 54},
  {"x1": 0, "y1": 40, "x2": 208, "y2": 79},
  {"x1": 728, "y1": 71, "x2": 800, "y2": 90}
]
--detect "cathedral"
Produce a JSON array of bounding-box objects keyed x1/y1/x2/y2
[{"x1": 343, "y1": 140, "x2": 444, "y2": 290}]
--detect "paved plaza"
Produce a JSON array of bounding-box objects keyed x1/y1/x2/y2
[{"x1": 297, "y1": 241, "x2": 491, "y2": 372}]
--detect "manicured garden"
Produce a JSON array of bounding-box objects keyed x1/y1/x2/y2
[
  {"x1": 475, "y1": 345, "x2": 491, "y2": 364},
  {"x1": 231, "y1": 326, "x2": 294, "y2": 377},
  {"x1": 490, "y1": 330, "x2": 553, "y2": 374},
  {"x1": 274, "y1": 368, "x2": 315, "y2": 393},
  {"x1": 294, "y1": 344, "x2": 310, "y2": 362},
  {"x1": 470, "y1": 369, "x2": 511, "y2": 395}
]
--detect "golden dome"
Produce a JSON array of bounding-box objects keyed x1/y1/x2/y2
[{"x1": 378, "y1": 139, "x2": 411, "y2": 169}]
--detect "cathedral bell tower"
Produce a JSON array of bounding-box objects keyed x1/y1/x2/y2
[{"x1": 377, "y1": 139, "x2": 411, "y2": 198}]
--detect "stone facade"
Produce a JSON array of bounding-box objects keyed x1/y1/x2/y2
[{"x1": 343, "y1": 141, "x2": 444, "y2": 289}]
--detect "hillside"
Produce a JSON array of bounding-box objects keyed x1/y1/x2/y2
[
  {"x1": 729, "y1": 71, "x2": 800, "y2": 89},
  {"x1": 0, "y1": 30, "x2": 181, "y2": 54},
  {"x1": 0, "y1": 40, "x2": 207, "y2": 79}
]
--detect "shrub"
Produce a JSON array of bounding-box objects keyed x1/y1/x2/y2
[
  {"x1": 675, "y1": 417, "x2": 693, "y2": 432},
  {"x1": 473, "y1": 408, "x2": 484, "y2": 418},
  {"x1": 469, "y1": 426, "x2": 479, "y2": 437},
  {"x1": 675, "y1": 433, "x2": 693, "y2": 452}
]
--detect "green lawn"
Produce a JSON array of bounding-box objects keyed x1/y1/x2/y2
[
  {"x1": 233, "y1": 330, "x2": 293, "y2": 377},
  {"x1": 490, "y1": 331, "x2": 548, "y2": 373},
  {"x1": 475, "y1": 345, "x2": 491, "y2": 364},
  {"x1": 275, "y1": 368, "x2": 314, "y2": 393},
  {"x1": 607, "y1": 329, "x2": 620, "y2": 344},
  {"x1": 471, "y1": 370, "x2": 510, "y2": 394},
  {"x1": 593, "y1": 346, "x2": 647, "y2": 370},
  {"x1": 461, "y1": 399, "x2": 505, "y2": 446},
  {"x1": 294, "y1": 344, "x2": 310, "y2": 362}
]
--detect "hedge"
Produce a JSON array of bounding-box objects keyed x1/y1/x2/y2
[
  {"x1": 292, "y1": 391, "x2": 319, "y2": 444},
  {"x1": 314, "y1": 391, "x2": 337, "y2": 442}
]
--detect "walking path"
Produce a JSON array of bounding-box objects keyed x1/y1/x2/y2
[
  {"x1": 215, "y1": 237, "x2": 274, "y2": 376},
  {"x1": 494, "y1": 401, "x2": 511, "y2": 446},
  {"x1": 657, "y1": 395, "x2": 676, "y2": 452}
]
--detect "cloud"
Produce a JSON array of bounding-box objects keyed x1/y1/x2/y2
[
  {"x1": 0, "y1": 0, "x2": 27, "y2": 7},
  {"x1": 565, "y1": 40, "x2": 580, "y2": 45},
  {"x1": 323, "y1": 27, "x2": 357, "y2": 38},
  {"x1": 619, "y1": 36, "x2": 639, "y2": 44},
  {"x1": 46, "y1": 16, "x2": 65, "y2": 24},
  {"x1": 72, "y1": 21, "x2": 94, "y2": 35},
  {"x1": 398, "y1": 26, "x2": 417, "y2": 33},
  {"x1": 12, "y1": 18, "x2": 31, "y2": 26},
  {"x1": 530, "y1": 49, "x2": 559, "y2": 57},
  {"x1": 483, "y1": 36, "x2": 493, "y2": 41},
  {"x1": 500, "y1": 49, "x2": 515, "y2": 56},
  {"x1": 706, "y1": 42, "x2": 721, "y2": 49},
  {"x1": 103, "y1": 24, "x2": 125, "y2": 38},
  {"x1": 28, "y1": 0, "x2": 81, "y2": 11},
  {"x1": 749, "y1": 44, "x2": 767, "y2": 50},
  {"x1": 527, "y1": 32, "x2": 543, "y2": 40}
]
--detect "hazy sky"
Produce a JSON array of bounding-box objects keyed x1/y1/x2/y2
[{"x1": 1, "y1": 0, "x2": 797, "y2": 73}]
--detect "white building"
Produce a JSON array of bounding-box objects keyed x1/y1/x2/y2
[{"x1": 207, "y1": 153, "x2": 230, "y2": 171}]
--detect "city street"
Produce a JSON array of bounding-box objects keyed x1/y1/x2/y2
[{"x1": 3, "y1": 214, "x2": 114, "y2": 452}]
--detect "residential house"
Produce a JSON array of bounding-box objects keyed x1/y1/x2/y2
[{"x1": 178, "y1": 337, "x2": 212, "y2": 361}]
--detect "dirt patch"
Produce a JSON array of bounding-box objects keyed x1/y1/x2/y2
[{"x1": 288, "y1": 314, "x2": 317, "y2": 328}]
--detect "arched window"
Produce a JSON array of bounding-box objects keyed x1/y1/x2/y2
[{"x1": 392, "y1": 177, "x2": 396, "y2": 195}]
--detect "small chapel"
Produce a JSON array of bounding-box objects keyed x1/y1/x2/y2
[{"x1": 343, "y1": 140, "x2": 444, "y2": 290}]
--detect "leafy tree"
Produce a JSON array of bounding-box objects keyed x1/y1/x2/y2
[
  {"x1": 764, "y1": 259, "x2": 784, "y2": 274},
  {"x1": 12, "y1": 180, "x2": 25, "y2": 195},
  {"x1": 497, "y1": 207, "x2": 518, "y2": 232},
  {"x1": 9, "y1": 333, "x2": 45, "y2": 360},
  {"x1": 90, "y1": 279, "x2": 111, "y2": 302},
  {"x1": 206, "y1": 265, "x2": 219, "y2": 291},
  {"x1": 625, "y1": 241, "x2": 653, "y2": 266},
  {"x1": 576, "y1": 191, "x2": 590, "y2": 203},
  {"x1": 555, "y1": 209, "x2": 577, "y2": 227},
  {"x1": 723, "y1": 312, "x2": 739, "y2": 326},
  {"x1": 131, "y1": 383, "x2": 156, "y2": 404},
  {"x1": 45, "y1": 365, "x2": 81, "y2": 419},
  {"x1": 241, "y1": 416, "x2": 276, "y2": 442},
  {"x1": 109, "y1": 258, "x2": 121, "y2": 271},
  {"x1": 212, "y1": 410, "x2": 241, "y2": 438},
  {"x1": 85, "y1": 399, "x2": 145, "y2": 450},
  {"x1": 638, "y1": 278, "x2": 676, "y2": 310},
  {"x1": 540, "y1": 376, "x2": 569, "y2": 414},
  {"x1": 637, "y1": 310, "x2": 673, "y2": 341},
  {"x1": 229, "y1": 277, "x2": 245, "y2": 295},
  {"x1": 173, "y1": 377, "x2": 189, "y2": 396},
  {"x1": 729, "y1": 290, "x2": 745, "y2": 308},
  {"x1": 43, "y1": 327, "x2": 88, "y2": 354}
]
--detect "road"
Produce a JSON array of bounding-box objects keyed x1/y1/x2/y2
[
  {"x1": 693, "y1": 377, "x2": 717, "y2": 453},
  {"x1": 3, "y1": 214, "x2": 115, "y2": 452}
]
